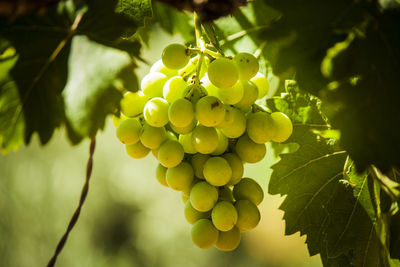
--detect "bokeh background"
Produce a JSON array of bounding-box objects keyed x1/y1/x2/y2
[{"x1": 0, "y1": 26, "x2": 322, "y2": 267}]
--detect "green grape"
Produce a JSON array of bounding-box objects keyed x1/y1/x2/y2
[
  {"x1": 217, "y1": 82, "x2": 244, "y2": 105},
  {"x1": 235, "y1": 135, "x2": 266, "y2": 163},
  {"x1": 166, "y1": 162, "x2": 194, "y2": 191},
  {"x1": 233, "y1": 52, "x2": 259, "y2": 80},
  {"x1": 233, "y1": 178, "x2": 264, "y2": 205},
  {"x1": 191, "y1": 125, "x2": 219, "y2": 154},
  {"x1": 156, "y1": 164, "x2": 168, "y2": 187},
  {"x1": 218, "y1": 186, "x2": 234, "y2": 202},
  {"x1": 271, "y1": 112, "x2": 293, "y2": 142},
  {"x1": 191, "y1": 219, "x2": 219, "y2": 249},
  {"x1": 220, "y1": 108, "x2": 246, "y2": 138},
  {"x1": 166, "y1": 130, "x2": 178, "y2": 141},
  {"x1": 157, "y1": 140, "x2": 184, "y2": 168},
  {"x1": 183, "y1": 84, "x2": 208, "y2": 104},
  {"x1": 195, "y1": 96, "x2": 225, "y2": 127},
  {"x1": 200, "y1": 74, "x2": 218, "y2": 97},
  {"x1": 216, "y1": 227, "x2": 241, "y2": 251},
  {"x1": 182, "y1": 178, "x2": 201, "y2": 197},
  {"x1": 120, "y1": 91, "x2": 149, "y2": 117},
  {"x1": 210, "y1": 130, "x2": 228, "y2": 156},
  {"x1": 211, "y1": 201, "x2": 238, "y2": 231},
  {"x1": 251, "y1": 72, "x2": 269, "y2": 99},
  {"x1": 208, "y1": 57, "x2": 239, "y2": 88},
  {"x1": 184, "y1": 201, "x2": 211, "y2": 225},
  {"x1": 179, "y1": 133, "x2": 197, "y2": 154},
  {"x1": 163, "y1": 76, "x2": 188, "y2": 103},
  {"x1": 247, "y1": 111, "x2": 275, "y2": 144},
  {"x1": 170, "y1": 119, "x2": 196, "y2": 134},
  {"x1": 141, "y1": 72, "x2": 168, "y2": 98},
  {"x1": 191, "y1": 153, "x2": 210, "y2": 179},
  {"x1": 125, "y1": 141, "x2": 150, "y2": 159},
  {"x1": 143, "y1": 97, "x2": 169, "y2": 127},
  {"x1": 139, "y1": 124, "x2": 166, "y2": 149},
  {"x1": 203, "y1": 157, "x2": 232, "y2": 186},
  {"x1": 112, "y1": 114, "x2": 128, "y2": 127},
  {"x1": 216, "y1": 105, "x2": 235, "y2": 129},
  {"x1": 235, "y1": 200, "x2": 260, "y2": 232},
  {"x1": 150, "y1": 59, "x2": 178, "y2": 77},
  {"x1": 168, "y1": 98, "x2": 194, "y2": 127},
  {"x1": 182, "y1": 192, "x2": 189, "y2": 204},
  {"x1": 116, "y1": 118, "x2": 141, "y2": 144},
  {"x1": 190, "y1": 181, "x2": 218, "y2": 212},
  {"x1": 162, "y1": 43, "x2": 190, "y2": 69},
  {"x1": 222, "y1": 153, "x2": 244, "y2": 186},
  {"x1": 234, "y1": 80, "x2": 258, "y2": 110}
]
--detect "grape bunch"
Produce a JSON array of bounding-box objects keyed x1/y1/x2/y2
[{"x1": 113, "y1": 43, "x2": 293, "y2": 251}]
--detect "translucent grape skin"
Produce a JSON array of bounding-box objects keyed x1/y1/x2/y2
[
  {"x1": 211, "y1": 201, "x2": 238, "y2": 231},
  {"x1": 217, "y1": 82, "x2": 244, "y2": 105},
  {"x1": 220, "y1": 107, "x2": 246, "y2": 138},
  {"x1": 178, "y1": 133, "x2": 197, "y2": 154},
  {"x1": 150, "y1": 59, "x2": 178, "y2": 77},
  {"x1": 251, "y1": 72, "x2": 270, "y2": 99},
  {"x1": 235, "y1": 200, "x2": 261, "y2": 232},
  {"x1": 166, "y1": 162, "x2": 194, "y2": 191},
  {"x1": 195, "y1": 96, "x2": 225, "y2": 127},
  {"x1": 271, "y1": 112, "x2": 293, "y2": 143},
  {"x1": 216, "y1": 226, "x2": 241, "y2": 251},
  {"x1": 190, "y1": 153, "x2": 210, "y2": 179},
  {"x1": 170, "y1": 119, "x2": 196, "y2": 134},
  {"x1": 163, "y1": 76, "x2": 188, "y2": 103},
  {"x1": 233, "y1": 52, "x2": 259, "y2": 80},
  {"x1": 234, "y1": 80, "x2": 258, "y2": 111},
  {"x1": 247, "y1": 111, "x2": 275, "y2": 144},
  {"x1": 235, "y1": 135, "x2": 266, "y2": 163},
  {"x1": 184, "y1": 201, "x2": 211, "y2": 225},
  {"x1": 116, "y1": 118, "x2": 141, "y2": 145},
  {"x1": 191, "y1": 219, "x2": 219, "y2": 249},
  {"x1": 232, "y1": 178, "x2": 264, "y2": 205},
  {"x1": 125, "y1": 141, "x2": 150, "y2": 159},
  {"x1": 208, "y1": 57, "x2": 239, "y2": 88},
  {"x1": 222, "y1": 153, "x2": 244, "y2": 186},
  {"x1": 141, "y1": 72, "x2": 168, "y2": 98},
  {"x1": 190, "y1": 181, "x2": 219, "y2": 212},
  {"x1": 203, "y1": 157, "x2": 232, "y2": 186},
  {"x1": 191, "y1": 125, "x2": 219, "y2": 154},
  {"x1": 144, "y1": 97, "x2": 169, "y2": 127},
  {"x1": 162, "y1": 43, "x2": 190, "y2": 69},
  {"x1": 210, "y1": 130, "x2": 228, "y2": 156},
  {"x1": 156, "y1": 164, "x2": 168, "y2": 187},
  {"x1": 157, "y1": 140, "x2": 184, "y2": 168},
  {"x1": 169, "y1": 98, "x2": 194, "y2": 128},
  {"x1": 200, "y1": 74, "x2": 218, "y2": 97},
  {"x1": 139, "y1": 124, "x2": 166, "y2": 149},
  {"x1": 120, "y1": 91, "x2": 149, "y2": 117},
  {"x1": 216, "y1": 105, "x2": 235, "y2": 129}
]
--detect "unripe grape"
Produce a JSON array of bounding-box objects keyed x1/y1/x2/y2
[
  {"x1": 211, "y1": 201, "x2": 238, "y2": 231},
  {"x1": 208, "y1": 57, "x2": 239, "y2": 88},
  {"x1": 235, "y1": 200, "x2": 261, "y2": 232},
  {"x1": 191, "y1": 125, "x2": 219, "y2": 154},
  {"x1": 233, "y1": 52, "x2": 259, "y2": 80},
  {"x1": 235, "y1": 135, "x2": 266, "y2": 163},
  {"x1": 222, "y1": 153, "x2": 244, "y2": 186},
  {"x1": 116, "y1": 118, "x2": 141, "y2": 144},
  {"x1": 191, "y1": 219, "x2": 219, "y2": 249},
  {"x1": 125, "y1": 141, "x2": 150, "y2": 159},
  {"x1": 251, "y1": 72, "x2": 269, "y2": 99},
  {"x1": 140, "y1": 124, "x2": 166, "y2": 149},
  {"x1": 163, "y1": 76, "x2": 188, "y2": 103},
  {"x1": 210, "y1": 131, "x2": 228, "y2": 156},
  {"x1": 233, "y1": 178, "x2": 264, "y2": 205},
  {"x1": 169, "y1": 98, "x2": 194, "y2": 127},
  {"x1": 150, "y1": 59, "x2": 178, "y2": 77},
  {"x1": 220, "y1": 108, "x2": 246, "y2": 138},
  {"x1": 120, "y1": 91, "x2": 149, "y2": 117},
  {"x1": 217, "y1": 81, "x2": 244, "y2": 105},
  {"x1": 170, "y1": 119, "x2": 196, "y2": 134},
  {"x1": 179, "y1": 133, "x2": 197, "y2": 154},
  {"x1": 203, "y1": 157, "x2": 232, "y2": 186},
  {"x1": 271, "y1": 112, "x2": 293, "y2": 142},
  {"x1": 166, "y1": 162, "x2": 194, "y2": 191},
  {"x1": 144, "y1": 97, "x2": 169, "y2": 127},
  {"x1": 156, "y1": 164, "x2": 168, "y2": 187},
  {"x1": 216, "y1": 227, "x2": 241, "y2": 251},
  {"x1": 195, "y1": 96, "x2": 225, "y2": 127},
  {"x1": 190, "y1": 181, "x2": 218, "y2": 212},
  {"x1": 141, "y1": 72, "x2": 168, "y2": 98},
  {"x1": 158, "y1": 140, "x2": 184, "y2": 168},
  {"x1": 247, "y1": 112, "x2": 275, "y2": 144},
  {"x1": 184, "y1": 201, "x2": 211, "y2": 225},
  {"x1": 191, "y1": 153, "x2": 210, "y2": 179},
  {"x1": 234, "y1": 80, "x2": 258, "y2": 111},
  {"x1": 162, "y1": 43, "x2": 190, "y2": 69}
]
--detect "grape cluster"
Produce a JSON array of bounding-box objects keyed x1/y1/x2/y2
[{"x1": 113, "y1": 43, "x2": 293, "y2": 251}]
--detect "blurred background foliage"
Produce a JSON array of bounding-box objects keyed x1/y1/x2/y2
[{"x1": 0, "y1": 20, "x2": 321, "y2": 267}]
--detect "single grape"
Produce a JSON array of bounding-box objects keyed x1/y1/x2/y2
[
  {"x1": 125, "y1": 141, "x2": 150, "y2": 159},
  {"x1": 157, "y1": 140, "x2": 184, "y2": 168},
  {"x1": 235, "y1": 135, "x2": 266, "y2": 163},
  {"x1": 170, "y1": 119, "x2": 196, "y2": 134},
  {"x1": 195, "y1": 96, "x2": 225, "y2": 127},
  {"x1": 166, "y1": 131, "x2": 178, "y2": 141},
  {"x1": 116, "y1": 118, "x2": 141, "y2": 144},
  {"x1": 233, "y1": 178, "x2": 264, "y2": 205},
  {"x1": 163, "y1": 76, "x2": 188, "y2": 103},
  {"x1": 184, "y1": 200, "x2": 211, "y2": 225},
  {"x1": 216, "y1": 105, "x2": 235, "y2": 129},
  {"x1": 235, "y1": 200, "x2": 261, "y2": 232},
  {"x1": 141, "y1": 72, "x2": 168, "y2": 98},
  {"x1": 271, "y1": 112, "x2": 293, "y2": 142},
  {"x1": 191, "y1": 125, "x2": 219, "y2": 154},
  {"x1": 150, "y1": 59, "x2": 178, "y2": 77},
  {"x1": 218, "y1": 186, "x2": 234, "y2": 202},
  {"x1": 208, "y1": 57, "x2": 239, "y2": 88},
  {"x1": 191, "y1": 219, "x2": 219, "y2": 249},
  {"x1": 211, "y1": 201, "x2": 238, "y2": 232},
  {"x1": 166, "y1": 162, "x2": 194, "y2": 191},
  {"x1": 220, "y1": 108, "x2": 246, "y2": 138},
  {"x1": 169, "y1": 98, "x2": 194, "y2": 127},
  {"x1": 200, "y1": 74, "x2": 218, "y2": 97},
  {"x1": 217, "y1": 82, "x2": 244, "y2": 105},
  {"x1": 233, "y1": 52, "x2": 259, "y2": 80},
  {"x1": 143, "y1": 97, "x2": 169, "y2": 127},
  {"x1": 210, "y1": 130, "x2": 228, "y2": 156},
  {"x1": 179, "y1": 133, "x2": 197, "y2": 154},
  {"x1": 162, "y1": 43, "x2": 190, "y2": 69},
  {"x1": 183, "y1": 84, "x2": 208, "y2": 104},
  {"x1": 222, "y1": 153, "x2": 244, "y2": 186},
  {"x1": 156, "y1": 164, "x2": 168, "y2": 187},
  {"x1": 251, "y1": 72, "x2": 269, "y2": 99},
  {"x1": 247, "y1": 111, "x2": 275, "y2": 144},
  {"x1": 234, "y1": 80, "x2": 258, "y2": 111},
  {"x1": 190, "y1": 181, "x2": 218, "y2": 212},
  {"x1": 216, "y1": 227, "x2": 241, "y2": 251},
  {"x1": 120, "y1": 91, "x2": 149, "y2": 117},
  {"x1": 140, "y1": 124, "x2": 166, "y2": 149},
  {"x1": 203, "y1": 157, "x2": 232, "y2": 186},
  {"x1": 191, "y1": 153, "x2": 210, "y2": 179},
  {"x1": 182, "y1": 178, "x2": 201, "y2": 198}
]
